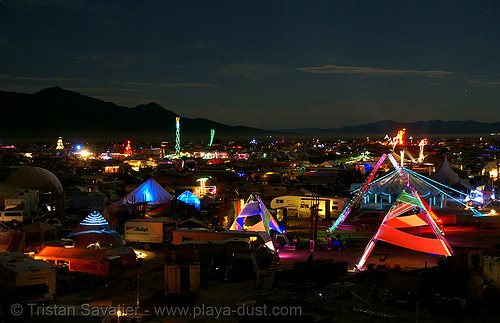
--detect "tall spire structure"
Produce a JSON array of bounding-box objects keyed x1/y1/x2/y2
[
  {"x1": 175, "y1": 117, "x2": 181, "y2": 156},
  {"x1": 56, "y1": 137, "x2": 64, "y2": 150},
  {"x1": 124, "y1": 140, "x2": 132, "y2": 155},
  {"x1": 209, "y1": 129, "x2": 215, "y2": 146}
]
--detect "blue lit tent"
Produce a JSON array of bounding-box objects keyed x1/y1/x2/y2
[
  {"x1": 177, "y1": 190, "x2": 200, "y2": 210},
  {"x1": 119, "y1": 178, "x2": 173, "y2": 205},
  {"x1": 66, "y1": 211, "x2": 124, "y2": 248}
]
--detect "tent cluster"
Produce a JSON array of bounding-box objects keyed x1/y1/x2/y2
[{"x1": 105, "y1": 178, "x2": 203, "y2": 225}]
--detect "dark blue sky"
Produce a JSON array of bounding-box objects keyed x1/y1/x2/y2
[{"x1": 1, "y1": 1, "x2": 499, "y2": 129}]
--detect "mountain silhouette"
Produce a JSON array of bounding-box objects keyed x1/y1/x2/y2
[
  {"x1": 1, "y1": 87, "x2": 499, "y2": 138},
  {"x1": 0, "y1": 87, "x2": 267, "y2": 138}
]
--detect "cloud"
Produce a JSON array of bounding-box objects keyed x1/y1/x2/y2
[
  {"x1": 466, "y1": 77, "x2": 500, "y2": 86},
  {"x1": 65, "y1": 87, "x2": 144, "y2": 94},
  {"x1": 0, "y1": 73, "x2": 86, "y2": 82},
  {"x1": 110, "y1": 81, "x2": 219, "y2": 88},
  {"x1": 221, "y1": 63, "x2": 281, "y2": 79},
  {"x1": 295, "y1": 65, "x2": 455, "y2": 77},
  {"x1": 13, "y1": 76, "x2": 87, "y2": 82},
  {"x1": 0, "y1": 84, "x2": 46, "y2": 93}
]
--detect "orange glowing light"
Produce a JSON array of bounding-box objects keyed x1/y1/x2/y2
[{"x1": 396, "y1": 129, "x2": 406, "y2": 145}]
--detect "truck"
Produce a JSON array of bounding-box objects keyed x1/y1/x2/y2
[{"x1": 124, "y1": 219, "x2": 177, "y2": 249}]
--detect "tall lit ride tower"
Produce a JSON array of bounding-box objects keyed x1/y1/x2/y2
[
  {"x1": 124, "y1": 140, "x2": 132, "y2": 155},
  {"x1": 175, "y1": 117, "x2": 181, "y2": 156},
  {"x1": 56, "y1": 137, "x2": 64, "y2": 150},
  {"x1": 209, "y1": 129, "x2": 215, "y2": 146}
]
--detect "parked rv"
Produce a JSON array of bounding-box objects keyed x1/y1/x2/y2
[
  {"x1": 0, "y1": 210, "x2": 25, "y2": 227},
  {"x1": 271, "y1": 195, "x2": 348, "y2": 219},
  {"x1": 0, "y1": 252, "x2": 56, "y2": 304}
]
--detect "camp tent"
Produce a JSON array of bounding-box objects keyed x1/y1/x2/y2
[
  {"x1": 432, "y1": 157, "x2": 475, "y2": 191},
  {"x1": 177, "y1": 190, "x2": 201, "y2": 210},
  {"x1": 229, "y1": 196, "x2": 283, "y2": 235},
  {"x1": 65, "y1": 211, "x2": 124, "y2": 248},
  {"x1": 117, "y1": 178, "x2": 173, "y2": 206},
  {"x1": 178, "y1": 217, "x2": 205, "y2": 228},
  {"x1": 0, "y1": 223, "x2": 24, "y2": 252}
]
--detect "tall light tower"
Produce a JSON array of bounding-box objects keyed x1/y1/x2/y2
[
  {"x1": 209, "y1": 129, "x2": 215, "y2": 146},
  {"x1": 175, "y1": 117, "x2": 181, "y2": 156},
  {"x1": 418, "y1": 138, "x2": 428, "y2": 163},
  {"x1": 56, "y1": 137, "x2": 64, "y2": 150}
]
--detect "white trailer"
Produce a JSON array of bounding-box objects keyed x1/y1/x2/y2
[
  {"x1": 124, "y1": 219, "x2": 177, "y2": 246},
  {"x1": 271, "y1": 195, "x2": 348, "y2": 219},
  {"x1": 0, "y1": 252, "x2": 56, "y2": 303}
]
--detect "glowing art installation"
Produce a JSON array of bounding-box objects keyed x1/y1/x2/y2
[
  {"x1": 209, "y1": 129, "x2": 215, "y2": 146},
  {"x1": 329, "y1": 154, "x2": 388, "y2": 232},
  {"x1": 418, "y1": 138, "x2": 428, "y2": 163},
  {"x1": 391, "y1": 129, "x2": 406, "y2": 150},
  {"x1": 175, "y1": 117, "x2": 181, "y2": 156},
  {"x1": 124, "y1": 140, "x2": 132, "y2": 155},
  {"x1": 56, "y1": 137, "x2": 64, "y2": 150},
  {"x1": 230, "y1": 195, "x2": 284, "y2": 235},
  {"x1": 356, "y1": 190, "x2": 453, "y2": 269}
]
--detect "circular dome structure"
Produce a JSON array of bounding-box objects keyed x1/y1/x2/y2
[
  {"x1": 482, "y1": 160, "x2": 499, "y2": 179},
  {"x1": 6, "y1": 166, "x2": 63, "y2": 196}
]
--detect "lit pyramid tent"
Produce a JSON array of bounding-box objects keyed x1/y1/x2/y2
[
  {"x1": 66, "y1": 211, "x2": 124, "y2": 248},
  {"x1": 356, "y1": 190, "x2": 454, "y2": 269},
  {"x1": 230, "y1": 196, "x2": 284, "y2": 235},
  {"x1": 118, "y1": 178, "x2": 173, "y2": 205},
  {"x1": 177, "y1": 190, "x2": 201, "y2": 210},
  {"x1": 432, "y1": 157, "x2": 475, "y2": 191}
]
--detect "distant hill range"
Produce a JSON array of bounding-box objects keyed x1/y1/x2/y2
[
  {"x1": 287, "y1": 119, "x2": 500, "y2": 136},
  {"x1": 0, "y1": 87, "x2": 268, "y2": 139},
  {"x1": 0, "y1": 87, "x2": 499, "y2": 139}
]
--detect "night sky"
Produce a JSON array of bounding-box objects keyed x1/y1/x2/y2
[{"x1": 1, "y1": 1, "x2": 499, "y2": 130}]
